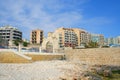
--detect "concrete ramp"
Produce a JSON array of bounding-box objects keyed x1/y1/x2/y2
[
  {"x1": 0, "y1": 50, "x2": 32, "y2": 63},
  {"x1": 12, "y1": 50, "x2": 32, "y2": 60}
]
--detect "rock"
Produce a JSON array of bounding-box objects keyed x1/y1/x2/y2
[
  {"x1": 81, "y1": 76, "x2": 102, "y2": 80},
  {"x1": 96, "y1": 67, "x2": 104, "y2": 75},
  {"x1": 72, "y1": 76, "x2": 81, "y2": 80},
  {"x1": 60, "y1": 78, "x2": 66, "y2": 80},
  {"x1": 59, "y1": 76, "x2": 73, "y2": 80},
  {"x1": 80, "y1": 72, "x2": 102, "y2": 80},
  {"x1": 59, "y1": 76, "x2": 67, "y2": 80},
  {"x1": 103, "y1": 69, "x2": 112, "y2": 77},
  {"x1": 80, "y1": 76, "x2": 93, "y2": 80},
  {"x1": 85, "y1": 76, "x2": 92, "y2": 80}
]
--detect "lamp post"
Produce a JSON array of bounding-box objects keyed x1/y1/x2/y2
[{"x1": 39, "y1": 45, "x2": 42, "y2": 53}]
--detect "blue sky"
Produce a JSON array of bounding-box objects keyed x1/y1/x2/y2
[{"x1": 0, "y1": 0, "x2": 120, "y2": 39}]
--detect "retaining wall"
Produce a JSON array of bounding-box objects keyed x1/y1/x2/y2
[
  {"x1": 23, "y1": 52, "x2": 65, "y2": 61},
  {"x1": 65, "y1": 48, "x2": 120, "y2": 66}
]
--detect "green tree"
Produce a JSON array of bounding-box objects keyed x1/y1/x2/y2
[
  {"x1": 86, "y1": 41, "x2": 99, "y2": 48},
  {"x1": 23, "y1": 41, "x2": 28, "y2": 47},
  {"x1": 0, "y1": 34, "x2": 5, "y2": 46},
  {"x1": 13, "y1": 39, "x2": 22, "y2": 46},
  {"x1": 0, "y1": 35, "x2": 2, "y2": 46}
]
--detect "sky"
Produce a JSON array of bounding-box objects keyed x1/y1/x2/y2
[{"x1": 0, "y1": 0, "x2": 120, "y2": 39}]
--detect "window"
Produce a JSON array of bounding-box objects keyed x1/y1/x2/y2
[
  {"x1": 6, "y1": 36, "x2": 10, "y2": 38},
  {"x1": 7, "y1": 33, "x2": 10, "y2": 35}
]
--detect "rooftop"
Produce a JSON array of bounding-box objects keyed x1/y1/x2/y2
[{"x1": 0, "y1": 25, "x2": 18, "y2": 30}]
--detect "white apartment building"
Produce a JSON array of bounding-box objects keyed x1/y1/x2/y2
[{"x1": 0, "y1": 25, "x2": 22, "y2": 46}]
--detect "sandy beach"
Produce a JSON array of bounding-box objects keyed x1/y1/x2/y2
[{"x1": 0, "y1": 60, "x2": 89, "y2": 80}]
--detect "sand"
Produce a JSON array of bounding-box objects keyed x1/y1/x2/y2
[{"x1": 0, "y1": 60, "x2": 89, "y2": 80}]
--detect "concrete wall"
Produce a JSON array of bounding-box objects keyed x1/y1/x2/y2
[
  {"x1": 25, "y1": 54, "x2": 64, "y2": 61},
  {"x1": 65, "y1": 48, "x2": 120, "y2": 66}
]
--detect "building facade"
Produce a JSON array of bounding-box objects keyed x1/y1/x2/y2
[
  {"x1": 117, "y1": 36, "x2": 120, "y2": 44},
  {"x1": 88, "y1": 34, "x2": 104, "y2": 46},
  {"x1": 72, "y1": 28, "x2": 87, "y2": 46},
  {"x1": 41, "y1": 27, "x2": 105, "y2": 51},
  {"x1": 105, "y1": 36, "x2": 120, "y2": 45},
  {"x1": 54, "y1": 28, "x2": 78, "y2": 47},
  {"x1": 0, "y1": 26, "x2": 22, "y2": 46},
  {"x1": 42, "y1": 27, "x2": 88, "y2": 51},
  {"x1": 53, "y1": 27, "x2": 88, "y2": 47},
  {"x1": 30, "y1": 29, "x2": 43, "y2": 45}
]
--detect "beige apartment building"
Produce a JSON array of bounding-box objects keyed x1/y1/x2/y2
[
  {"x1": 54, "y1": 27, "x2": 89, "y2": 47},
  {"x1": 30, "y1": 29, "x2": 43, "y2": 45},
  {"x1": 54, "y1": 27, "x2": 78, "y2": 47},
  {"x1": 72, "y1": 28, "x2": 88, "y2": 46}
]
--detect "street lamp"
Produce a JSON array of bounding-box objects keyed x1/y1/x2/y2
[{"x1": 39, "y1": 44, "x2": 42, "y2": 53}]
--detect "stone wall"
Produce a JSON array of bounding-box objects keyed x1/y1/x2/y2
[{"x1": 65, "y1": 48, "x2": 120, "y2": 66}]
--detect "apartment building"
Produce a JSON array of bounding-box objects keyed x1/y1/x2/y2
[
  {"x1": 72, "y1": 28, "x2": 87, "y2": 46},
  {"x1": 30, "y1": 29, "x2": 43, "y2": 45},
  {"x1": 117, "y1": 36, "x2": 120, "y2": 44},
  {"x1": 0, "y1": 26, "x2": 22, "y2": 41},
  {"x1": 54, "y1": 27, "x2": 78, "y2": 47},
  {"x1": 0, "y1": 25, "x2": 22, "y2": 46},
  {"x1": 105, "y1": 36, "x2": 120, "y2": 45},
  {"x1": 46, "y1": 27, "x2": 88, "y2": 48},
  {"x1": 89, "y1": 34, "x2": 104, "y2": 46}
]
